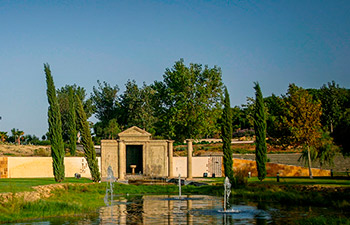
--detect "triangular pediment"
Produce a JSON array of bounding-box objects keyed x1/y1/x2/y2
[{"x1": 118, "y1": 126, "x2": 151, "y2": 138}]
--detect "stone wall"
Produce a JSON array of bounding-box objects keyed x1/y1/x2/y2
[
  {"x1": 146, "y1": 141, "x2": 168, "y2": 176},
  {"x1": 5, "y1": 157, "x2": 101, "y2": 178},
  {"x1": 232, "y1": 158, "x2": 331, "y2": 177},
  {"x1": 101, "y1": 140, "x2": 118, "y2": 179},
  {"x1": 0, "y1": 155, "x2": 330, "y2": 179},
  {"x1": 172, "y1": 156, "x2": 330, "y2": 178},
  {"x1": 0, "y1": 157, "x2": 8, "y2": 178}
]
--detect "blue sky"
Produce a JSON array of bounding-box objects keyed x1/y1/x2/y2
[{"x1": 0, "y1": 0, "x2": 349, "y2": 137}]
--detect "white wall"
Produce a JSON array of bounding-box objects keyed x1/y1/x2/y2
[{"x1": 7, "y1": 157, "x2": 101, "y2": 178}]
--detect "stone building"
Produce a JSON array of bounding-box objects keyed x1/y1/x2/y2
[{"x1": 100, "y1": 126, "x2": 174, "y2": 180}]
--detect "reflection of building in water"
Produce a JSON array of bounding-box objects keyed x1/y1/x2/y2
[
  {"x1": 126, "y1": 195, "x2": 144, "y2": 224},
  {"x1": 99, "y1": 199, "x2": 127, "y2": 224},
  {"x1": 99, "y1": 195, "x2": 221, "y2": 224}
]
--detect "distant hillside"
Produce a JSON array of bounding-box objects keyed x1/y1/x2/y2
[{"x1": 0, "y1": 144, "x2": 51, "y2": 156}]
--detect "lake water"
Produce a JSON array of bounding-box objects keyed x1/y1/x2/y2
[{"x1": 13, "y1": 194, "x2": 347, "y2": 224}]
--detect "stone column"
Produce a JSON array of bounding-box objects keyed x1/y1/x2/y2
[
  {"x1": 167, "y1": 140, "x2": 174, "y2": 178},
  {"x1": 186, "y1": 139, "x2": 193, "y2": 179},
  {"x1": 118, "y1": 140, "x2": 126, "y2": 180}
]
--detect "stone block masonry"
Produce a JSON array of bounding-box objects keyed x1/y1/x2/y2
[{"x1": 0, "y1": 157, "x2": 8, "y2": 178}]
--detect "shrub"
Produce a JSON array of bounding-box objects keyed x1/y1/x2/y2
[
  {"x1": 234, "y1": 167, "x2": 249, "y2": 187},
  {"x1": 34, "y1": 148, "x2": 50, "y2": 157}
]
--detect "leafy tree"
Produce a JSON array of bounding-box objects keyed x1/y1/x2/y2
[
  {"x1": 75, "y1": 95, "x2": 101, "y2": 182},
  {"x1": 0, "y1": 131, "x2": 8, "y2": 142},
  {"x1": 11, "y1": 128, "x2": 24, "y2": 145},
  {"x1": 44, "y1": 63, "x2": 65, "y2": 182},
  {"x1": 333, "y1": 108, "x2": 350, "y2": 156},
  {"x1": 284, "y1": 84, "x2": 322, "y2": 178},
  {"x1": 231, "y1": 106, "x2": 252, "y2": 131},
  {"x1": 91, "y1": 80, "x2": 119, "y2": 123},
  {"x1": 253, "y1": 82, "x2": 267, "y2": 181},
  {"x1": 152, "y1": 59, "x2": 223, "y2": 142},
  {"x1": 22, "y1": 134, "x2": 40, "y2": 145},
  {"x1": 57, "y1": 84, "x2": 94, "y2": 144},
  {"x1": 119, "y1": 80, "x2": 157, "y2": 132},
  {"x1": 94, "y1": 119, "x2": 121, "y2": 142},
  {"x1": 310, "y1": 131, "x2": 337, "y2": 167},
  {"x1": 264, "y1": 94, "x2": 292, "y2": 148},
  {"x1": 67, "y1": 86, "x2": 77, "y2": 155},
  {"x1": 91, "y1": 80, "x2": 120, "y2": 141},
  {"x1": 221, "y1": 87, "x2": 234, "y2": 184},
  {"x1": 319, "y1": 81, "x2": 344, "y2": 133}
]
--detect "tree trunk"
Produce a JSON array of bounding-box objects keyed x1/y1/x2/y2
[
  {"x1": 307, "y1": 146, "x2": 313, "y2": 179},
  {"x1": 330, "y1": 122, "x2": 333, "y2": 133}
]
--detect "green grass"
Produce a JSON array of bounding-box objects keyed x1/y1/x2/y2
[
  {"x1": 0, "y1": 184, "x2": 105, "y2": 223},
  {"x1": 200, "y1": 176, "x2": 350, "y2": 186},
  {"x1": 247, "y1": 176, "x2": 350, "y2": 186},
  {"x1": 0, "y1": 178, "x2": 93, "y2": 193},
  {"x1": 0, "y1": 177, "x2": 349, "y2": 223}
]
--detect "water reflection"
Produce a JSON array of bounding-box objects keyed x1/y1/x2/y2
[
  {"x1": 99, "y1": 195, "x2": 270, "y2": 224},
  {"x1": 14, "y1": 194, "x2": 346, "y2": 224}
]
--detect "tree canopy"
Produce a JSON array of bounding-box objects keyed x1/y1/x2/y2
[{"x1": 152, "y1": 59, "x2": 224, "y2": 142}]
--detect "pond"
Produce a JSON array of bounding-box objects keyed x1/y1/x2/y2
[{"x1": 13, "y1": 194, "x2": 347, "y2": 224}]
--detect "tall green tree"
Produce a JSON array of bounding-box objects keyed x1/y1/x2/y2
[
  {"x1": 319, "y1": 81, "x2": 344, "y2": 133},
  {"x1": 253, "y1": 82, "x2": 267, "y2": 181},
  {"x1": 57, "y1": 84, "x2": 94, "y2": 144},
  {"x1": 75, "y1": 95, "x2": 101, "y2": 182},
  {"x1": 152, "y1": 59, "x2": 223, "y2": 142},
  {"x1": 221, "y1": 87, "x2": 234, "y2": 184},
  {"x1": 44, "y1": 63, "x2": 65, "y2": 182},
  {"x1": 284, "y1": 84, "x2": 322, "y2": 178},
  {"x1": 67, "y1": 87, "x2": 77, "y2": 155}
]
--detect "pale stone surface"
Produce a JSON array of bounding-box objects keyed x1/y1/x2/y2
[
  {"x1": 6, "y1": 157, "x2": 101, "y2": 178},
  {"x1": 173, "y1": 156, "x2": 211, "y2": 177},
  {"x1": 118, "y1": 126, "x2": 151, "y2": 141},
  {"x1": 168, "y1": 140, "x2": 174, "y2": 178},
  {"x1": 146, "y1": 141, "x2": 168, "y2": 176},
  {"x1": 118, "y1": 140, "x2": 126, "y2": 180},
  {"x1": 101, "y1": 127, "x2": 171, "y2": 178},
  {"x1": 186, "y1": 139, "x2": 193, "y2": 179},
  {"x1": 0, "y1": 157, "x2": 8, "y2": 178},
  {"x1": 101, "y1": 140, "x2": 118, "y2": 179}
]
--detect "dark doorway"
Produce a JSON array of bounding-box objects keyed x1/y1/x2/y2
[{"x1": 126, "y1": 145, "x2": 143, "y2": 174}]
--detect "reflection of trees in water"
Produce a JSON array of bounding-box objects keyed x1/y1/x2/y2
[{"x1": 126, "y1": 195, "x2": 144, "y2": 223}]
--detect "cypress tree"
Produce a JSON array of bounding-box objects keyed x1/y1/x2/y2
[
  {"x1": 44, "y1": 63, "x2": 65, "y2": 182},
  {"x1": 75, "y1": 95, "x2": 101, "y2": 182},
  {"x1": 221, "y1": 87, "x2": 234, "y2": 184},
  {"x1": 253, "y1": 82, "x2": 267, "y2": 181},
  {"x1": 67, "y1": 86, "x2": 77, "y2": 156}
]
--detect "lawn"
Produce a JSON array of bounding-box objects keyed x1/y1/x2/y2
[
  {"x1": 200, "y1": 176, "x2": 350, "y2": 186},
  {"x1": 1, "y1": 176, "x2": 349, "y2": 194},
  {"x1": 248, "y1": 176, "x2": 350, "y2": 186}
]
